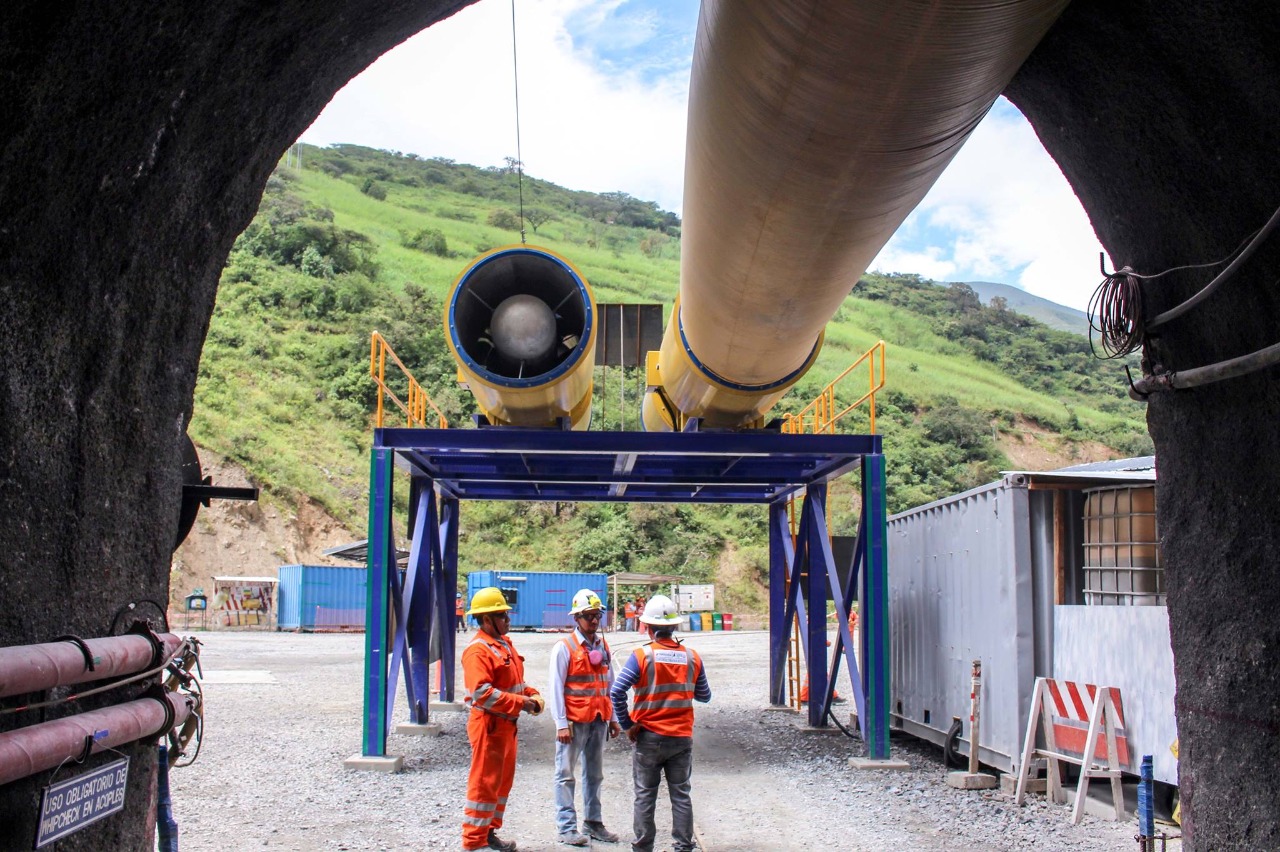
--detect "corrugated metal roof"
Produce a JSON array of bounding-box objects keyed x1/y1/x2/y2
[
  {"x1": 1050, "y1": 455, "x2": 1156, "y2": 473},
  {"x1": 1022, "y1": 469, "x2": 1156, "y2": 483},
  {"x1": 322, "y1": 539, "x2": 409, "y2": 565},
  {"x1": 894, "y1": 457, "x2": 1158, "y2": 521},
  {"x1": 1001, "y1": 455, "x2": 1157, "y2": 485}
]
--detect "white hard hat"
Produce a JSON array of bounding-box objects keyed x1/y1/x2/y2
[
  {"x1": 570, "y1": 588, "x2": 604, "y2": 615},
  {"x1": 639, "y1": 594, "x2": 682, "y2": 627}
]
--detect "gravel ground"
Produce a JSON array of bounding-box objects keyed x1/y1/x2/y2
[{"x1": 169, "y1": 630, "x2": 1156, "y2": 851}]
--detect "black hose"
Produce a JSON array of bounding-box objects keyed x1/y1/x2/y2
[
  {"x1": 826, "y1": 704, "x2": 858, "y2": 739},
  {"x1": 1131, "y1": 339, "x2": 1280, "y2": 396},
  {"x1": 944, "y1": 718, "x2": 965, "y2": 768}
]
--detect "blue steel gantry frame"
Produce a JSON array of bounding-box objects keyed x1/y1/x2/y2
[{"x1": 361, "y1": 426, "x2": 891, "y2": 760}]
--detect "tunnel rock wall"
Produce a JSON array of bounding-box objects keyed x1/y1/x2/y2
[
  {"x1": 2, "y1": 0, "x2": 1279, "y2": 849},
  {"x1": 1006, "y1": 1, "x2": 1280, "y2": 848},
  {"x1": 0, "y1": 2, "x2": 474, "y2": 848}
]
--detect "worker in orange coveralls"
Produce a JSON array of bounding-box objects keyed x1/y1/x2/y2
[{"x1": 462, "y1": 587, "x2": 544, "y2": 852}]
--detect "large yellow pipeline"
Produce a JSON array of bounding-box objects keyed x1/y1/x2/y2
[
  {"x1": 644, "y1": 0, "x2": 1069, "y2": 431},
  {"x1": 446, "y1": 246, "x2": 597, "y2": 429}
]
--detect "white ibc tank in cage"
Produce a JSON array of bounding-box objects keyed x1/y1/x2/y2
[{"x1": 1083, "y1": 485, "x2": 1163, "y2": 606}]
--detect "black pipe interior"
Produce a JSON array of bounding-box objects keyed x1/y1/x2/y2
[{"x1": 453, "y1": 252, "x2": 588, "y2": 379}]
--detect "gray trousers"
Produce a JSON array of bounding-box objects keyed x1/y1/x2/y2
[
  {"x1": 554, "y1": 720, "x2": 607, "y2": 834},
  {"x1": 631, "y1": 728, "x2": 694, "y2": 852}
]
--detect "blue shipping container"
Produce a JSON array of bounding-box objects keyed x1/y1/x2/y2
[
  {"x1": 277, "y1": 565, "x2": 368, "y2": 631},
  {"x1": 466, "y1": 570, "x2": 608, "y2": 630}
]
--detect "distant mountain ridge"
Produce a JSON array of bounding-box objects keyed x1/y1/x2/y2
[{"x1": 946, "y1": 280, "x2": 1088, "y2": 335}]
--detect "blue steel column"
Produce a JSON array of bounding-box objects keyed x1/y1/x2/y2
[
  {"x1": 403, "y1": 484, "x2": 436, "y2": 723},
  {"x1": 440, "y1": 496, "x2": 460, "y2": 702},
  {"x1": 804, "y1": 486, "x2": 830, "y2": 727},
  {"x1": 861, "y1": 452, "x2": 890, "y2": 759},
  {"x1": 362, "y1": 446, "x2": 394, "y2": 756},
  {"x1": 768, "y1": 501, "x2": 790, "y2": 705}
]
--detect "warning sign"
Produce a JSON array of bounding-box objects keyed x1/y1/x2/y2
[{"x1": 35, "y1": 758, "x2": 129, "y2": 848}]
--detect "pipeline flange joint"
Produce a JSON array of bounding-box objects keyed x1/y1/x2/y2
[{"x1": 127, "y1": 621, "x2": 168, "y2": 672}]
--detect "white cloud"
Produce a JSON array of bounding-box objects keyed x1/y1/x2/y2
[
  {"x1": 301, "y1": 0, "x2": 689, "y2": 212},
  {"x1": 873, "y1": 100, "x2": 1110, "y2": 311},
  {"x1": 870, "y1": 245, "x2": 957, "y2": 283},
  {"x1": 305, "y1": 5, "x2": 1105, "y2": 313}
]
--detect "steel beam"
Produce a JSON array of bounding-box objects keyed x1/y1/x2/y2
[
  {"x1": 768, "y1": 501, "x2": 790, "y2": 704},
  {"x1": 439, "y1": 496, "x2": 460, "y2": 702},
  {"x1": 804, "y1": 487, "x2": 831, "y2": 727},
  {"x1": 861, "y1": 453, "x2": 890, "y2": 759},
  {"x1": 362, "y1": 448, "x2": 394, "y2": 756}
]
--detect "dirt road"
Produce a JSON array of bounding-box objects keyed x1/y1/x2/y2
[{"x1": 170, "y1": 630, "x2": 1141, "y2": 851}]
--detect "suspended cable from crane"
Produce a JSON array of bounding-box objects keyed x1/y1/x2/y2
[{"x1": 509, "y1": 0, "x2": 527, "y2": 245}]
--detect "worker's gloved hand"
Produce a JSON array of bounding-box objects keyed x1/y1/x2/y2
[
  {"x1": 524, "y1": 695, "x2": 545, "y2": 716},
  {"x1": 557, "y1": 726, "x2": 573, "y2": 744}
]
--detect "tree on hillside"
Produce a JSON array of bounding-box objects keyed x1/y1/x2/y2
[{"x1": 524, "y1": 208, "x2": 554, "y2": 233}]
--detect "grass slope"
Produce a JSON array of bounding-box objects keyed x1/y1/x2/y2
[{"x1": 189, "y1": 145, "x2": 1150, "y2": 597}]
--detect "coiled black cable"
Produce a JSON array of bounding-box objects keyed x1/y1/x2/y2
[
  {"x1": 1087, "y1": 205, "x2": 1280, "y2": 359},
  {"x1": 1088, "y1": 262, "x2": 1145, "y2": 359}
]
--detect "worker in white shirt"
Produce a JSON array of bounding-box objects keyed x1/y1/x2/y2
[{"x1": 547, "y1": 589, "x2": 622, "y2": 846}]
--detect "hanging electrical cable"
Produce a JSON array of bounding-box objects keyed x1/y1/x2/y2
[
  {"x1": 1147, "y1": 204, "x2": 1280, "y2": 329},
  {"x1": 509, "y1": 0, "x2": 527, "y2": 245},
  {"x1": 1087, "y1": 203, "x2": 1280, "y2": 358}
]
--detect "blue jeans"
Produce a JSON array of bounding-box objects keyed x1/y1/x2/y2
[
  {"x1": 554, "y1": 719, "x2": 608, "y2": 834},
  {"x1": 631, "y1": 729, "x2": 694, "y2": 852}
]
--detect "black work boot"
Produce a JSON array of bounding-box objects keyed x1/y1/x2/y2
[
  {"x1": 487, "y1": 830, "x2": 518, "y2": 851},
  {"x1": 584, "y1": 821, "x2": 620, "y2": 843}
]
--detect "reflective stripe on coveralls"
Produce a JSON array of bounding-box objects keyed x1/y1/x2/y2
[
  {"x1": 461, "y1": 630, "x2": 538, "y2": 850},
  {"x1": 560, "y1": 635, "x2": 613, "y2": 723},
  {"x1": 631, "y1": 641, "x2": 700, "y2": 738}
]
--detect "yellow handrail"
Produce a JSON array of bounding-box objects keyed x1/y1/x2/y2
[
  {"x1": 369, "y1": 331, "x2": 449, "y2": 429},
  {"x1": 782, "y1": 340, "x2": 886, "y2": 436},
  {"x1": 780, "y1": 341, "x2": 886, "y2": 703}
]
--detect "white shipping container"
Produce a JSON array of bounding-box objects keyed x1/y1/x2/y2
[{"x1": 675, "y1": 584, "x2": 715, "y2": 612}]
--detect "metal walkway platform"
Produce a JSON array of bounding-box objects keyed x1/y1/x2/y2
[
  {"x1": 378, "y1": 426, "x2": 879, "y2": 503},
  {"x1": 359, "y1": 426, "x2": 890, "y2": 761}
]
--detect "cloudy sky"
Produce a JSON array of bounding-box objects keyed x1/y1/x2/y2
[{"x1": 302, "y1": 0, "x2": 1108, "y2": 311}]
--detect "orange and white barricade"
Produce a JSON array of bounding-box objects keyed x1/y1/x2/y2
[{"x1": 1015, "y1": 677, "x2": 1130, "y2": 824}]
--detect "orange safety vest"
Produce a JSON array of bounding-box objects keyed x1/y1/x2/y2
[
  {"x1": 624, "y1": 602, "x2": 636, "y2": 619},
  {"x1": 463, "y1": 631, "x2": 536, "y2": 722},
  {"x1": 630, "y1": 639, "x2": 701, "y2": 738},
  {"x1": 560, "y1": 635, "x2": 613, "y2": 723}
]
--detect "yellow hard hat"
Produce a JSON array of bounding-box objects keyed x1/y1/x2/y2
[{"x1": 467, "y1": 586, "x2": 512, "y2": 616}]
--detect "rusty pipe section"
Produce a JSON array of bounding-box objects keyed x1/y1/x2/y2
[
  {"x1": 0, "y1": 634, "x2": 182, "y2": 699},
  {"x1": 0, "y1": 692, "x2": 193, "y2": 786},
  {"x1": 645, "y1": 0, "x2": 1069, "y2": 429},
  {"x1": 446, "y1": 246, "x2": 597, "y2": 429}
]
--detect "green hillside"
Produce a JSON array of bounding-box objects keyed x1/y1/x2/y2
[
  {"x1": 954, "y1": 280, "x2": 1090, "y2": 334},
  {"x1": 190, "y1": 144, "x2": 1150, "y2": 608}
]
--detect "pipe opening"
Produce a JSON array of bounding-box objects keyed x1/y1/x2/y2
[{"x1": 451, "y1": 250, "x2": 589, "y2": 382}]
